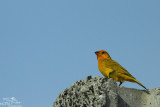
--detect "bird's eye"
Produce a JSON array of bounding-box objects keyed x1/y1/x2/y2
[{"x1": 102, "y1": 52, "x2": 105, "y2": 54}]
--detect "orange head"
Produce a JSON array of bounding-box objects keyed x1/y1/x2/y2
[{"x1": 95, "y1": 50, "x2": 111, "y2": 60}]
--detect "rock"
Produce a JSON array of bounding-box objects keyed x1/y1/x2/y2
[
  {"x1": 117, "y1": 87, "x2": 160, "y2": 107},
  {"x1": 53, "y1": 76, "x2": 160, "y2": 107}
]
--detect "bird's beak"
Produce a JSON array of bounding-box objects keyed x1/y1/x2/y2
[{"x1": 95, "y1": 51, "x2": 99, "y2": 55}]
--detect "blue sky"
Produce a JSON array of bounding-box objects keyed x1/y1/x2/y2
[{"x1": 0, "y1": 0, "x2": 160, "y2": 107}]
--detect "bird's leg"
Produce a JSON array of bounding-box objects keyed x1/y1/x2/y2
[{"x1": 119, "y1": 82, "x2": 122, "y2": 86}]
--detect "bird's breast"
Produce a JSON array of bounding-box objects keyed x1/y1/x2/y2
[{"x1": 98, "y1": 61, "x2": 113, "y2": 78}]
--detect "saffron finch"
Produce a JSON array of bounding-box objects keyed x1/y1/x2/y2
[{"x1": 95, "y1": 50, "x2": 147, "y2": 90}]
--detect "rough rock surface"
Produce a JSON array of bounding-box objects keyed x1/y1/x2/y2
[{"x1": 53, "y1": 76, "x2": 160, "y2": 107}]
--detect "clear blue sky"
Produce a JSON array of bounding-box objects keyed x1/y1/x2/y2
[{"x1": 0, "y1": 0, "x2": 160, "y2": 107}]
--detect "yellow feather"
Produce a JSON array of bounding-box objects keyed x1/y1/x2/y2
[{"x1": 95, "y1": 50, "x2": 147, "y2": 90}]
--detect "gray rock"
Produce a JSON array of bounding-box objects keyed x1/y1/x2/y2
[{"x1": 53, "y1": 76, "x2": 160, "y2": 107}]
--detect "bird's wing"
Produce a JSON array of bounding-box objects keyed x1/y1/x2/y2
[{"x1": 104, "y1": 59, "x2": 136, "y2": 79}]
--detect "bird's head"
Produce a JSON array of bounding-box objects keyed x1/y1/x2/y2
[{"x1": 95, "y1": 50, "x2": 111, "y2": 60}]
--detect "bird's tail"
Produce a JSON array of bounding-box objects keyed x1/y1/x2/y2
[
  {"x1": 120, "y1": 74, "x2": 149, "y2": 93},
  {"x1": 132, "y1": 78, "x2": 147, "y2": 90},
  {"x1": 125, "y1": 76, "x2": 147, "y2": 90}
]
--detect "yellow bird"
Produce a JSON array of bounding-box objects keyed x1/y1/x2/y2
[{"x1": 95, "y1": 50, "x2": 147, "y2": 90}]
